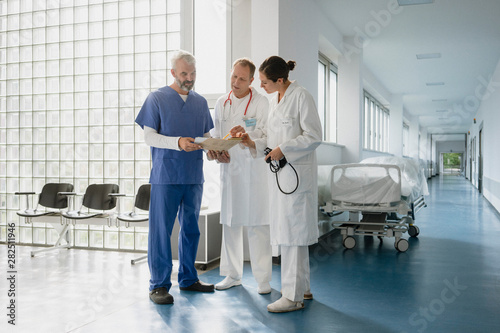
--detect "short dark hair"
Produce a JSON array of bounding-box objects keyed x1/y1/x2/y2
[
  {"x1": 233, "y1": 58, "x2": 256, "y2": 79},
  {"x1": 259, "y1": 56, "x2": 296, "y2": 82}
]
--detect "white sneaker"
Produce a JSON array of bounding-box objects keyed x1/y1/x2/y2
[
  {"x1": 257, "y1": 282, "x2": 271, "y2": 294},
  {"x1": 267, "y1": 296, "x2": 304, "y2": 313},
  {"x1": 215, "y1": 276, "x2": 242, "y2": 290}
]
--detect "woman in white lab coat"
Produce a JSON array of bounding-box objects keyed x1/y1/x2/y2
[{"x1": 232, "y1": 56, "x2": 322, "y2": 313}]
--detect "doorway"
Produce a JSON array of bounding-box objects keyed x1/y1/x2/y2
[
  {"x1": 478, "y1": 129, "x2": 483, "y2": 193},
  {"x1": 469, "y1": 139, "x2": 472, "y2": 180},
  {"x1": 442, "y1": 152, "x2": 463, "y2": 176}
]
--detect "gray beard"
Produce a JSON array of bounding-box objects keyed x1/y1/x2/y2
[{"x1": 176, "y1": 78, "x2": 194, "y2": 92}]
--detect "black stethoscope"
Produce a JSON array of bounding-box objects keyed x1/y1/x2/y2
[{"x1": 222, "y1": 89, "x2": 253, "y2": 121}]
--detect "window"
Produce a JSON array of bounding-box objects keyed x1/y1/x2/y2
[
  {"x1": 0, "y1": 0, "x2": 206, "y2": 250},
  {"x1": 403, "y1": 122, "x2": 410, "y2": 157},
  {"x1": 317, "y1": 54, "x2": 337, "y2": 142},
  {"x1": 363, "y1": 92, "x2": 389, "y2": 152}
]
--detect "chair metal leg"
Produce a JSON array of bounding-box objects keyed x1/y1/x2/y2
[
  {"x1": 31, "y1": 224, "x2": 72, "y2": 257},
  {"x1": 131, "y1": 253, "x2": 147, "y2": 265}
]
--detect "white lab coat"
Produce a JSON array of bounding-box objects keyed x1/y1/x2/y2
[
  {"x1": 211, "y1": 87, "x2": 270, "y2": 227},
  {"x1": 254, "y1": 81, "x2": 322, "y2": 246}
]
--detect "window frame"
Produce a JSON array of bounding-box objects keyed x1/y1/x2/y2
[
  {"x1": 403, "y1": 122, "x2": 410, "y2": 157},
  {"x1": 318, "y1": 53, "x2": 338, "y2": 142},
  {"x1": 0, "y1": 0, "x2": 201, "y2": 250},
  {"x1": 363, "y1": 91, "x2": 390, "y2": 153}
]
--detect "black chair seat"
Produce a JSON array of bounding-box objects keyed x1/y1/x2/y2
[
  {"x1": 15, "y1": 183, "x2": 75, "y2": 257},
  {"x1": 63, "y1": 184, "x2": 120, "y2": 221},
  {"x1": 15, "y1": 183, "x2": 74, "y2": 218}
]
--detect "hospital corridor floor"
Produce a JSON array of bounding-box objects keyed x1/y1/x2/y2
[{"x1": 2, "y1": 175, "x2": 500, "y2": 333}]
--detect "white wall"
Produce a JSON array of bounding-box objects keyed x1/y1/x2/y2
[
  {"x1": 250, "y1": 0, "x2": 356, "y2": 165},
  {"x1": 337, "y1": 36, "x2": 364, "y2": 163},
  {"x1": 316, "y1": 142, "x2": 344, "y2": 166},
  {"x1": 431, "y1": 138, "x2": 438, "y2": 176},
  {"x1": 250, "y1": 0, "x2": 279, "y2": 94},
  {"x1": 249, "y1": 0, "x2": 408, "y2": 165},
  {"x1": 419, "y1": 127, "x2": 430, "y2": 178},
  {"x1": 231, "y1": 0, "x2": 252, "y2": 67},
  {"x1": 469, "y1": 57, "x2": 500, "y2": 213},
  {"x1": 437, "y1": 141, "x2": 466, "y2": 154},
  {"x1": 390, "y1": 95, "x2": 403, "y2": 157},
  {"x1": 278, "y1": 0, "x2": 320, "y2": 98},
  {"x1": 361, "y1": 149, "x2": 393, "y2": 160},
  {"x1": 250, "y1": 0, "x2": 323, "y2": 99},
  {"x1": 402, "y1": 109, "x2": 420, "y2": 160}
]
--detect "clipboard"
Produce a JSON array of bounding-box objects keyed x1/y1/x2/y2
[{"x1": 194, "y1": 137, "x2": 242, "y2": 151}]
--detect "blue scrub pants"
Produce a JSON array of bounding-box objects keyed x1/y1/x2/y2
[{"x1": 148, "y1": 184, "x2": 203, "y2": 291}]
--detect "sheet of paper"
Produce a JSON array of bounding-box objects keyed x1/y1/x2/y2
[{"x1": 194, "y1": 137, "x2": 242, "y2": 151}]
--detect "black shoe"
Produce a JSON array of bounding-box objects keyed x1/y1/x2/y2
[
  {"x1": 149, "y1": 287, "x2": 174, "y2": 304},
  {"x1": 179, "y1": 280, "x2": 215, "y2": 292}
]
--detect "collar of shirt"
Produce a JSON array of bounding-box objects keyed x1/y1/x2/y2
[
  {"x1": 178, "y1": 93, "x2": 188, "y2": 102},
  {"x1": 282, "y1": 80, "x2": 298, "y2": 100}
]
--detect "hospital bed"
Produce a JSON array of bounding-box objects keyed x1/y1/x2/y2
[
  {"x1": 361, "y1": 156, "x2": 428, "y2": 221},
  {"x1": 319, "y1": 162, "x2": 424, "y2": 252}
]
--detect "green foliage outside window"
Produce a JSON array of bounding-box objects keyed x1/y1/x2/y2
[{"x1": 443, "y1": 153, "x2": 461, "y2": 169}]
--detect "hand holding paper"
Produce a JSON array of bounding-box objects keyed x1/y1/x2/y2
[{"x1": 194, "y1": 137, "x2": 242, "y2": 151}]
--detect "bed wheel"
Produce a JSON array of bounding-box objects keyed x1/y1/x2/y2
[
  {"x1": 408, "y1": 225, "x2": 420, "y2": 237},
  {"x1": 343, "y1": 236, "x2": 356, "y2": 249},
  {"x1": 395, "y1": 239, "x2": 409, "y2": 252}
]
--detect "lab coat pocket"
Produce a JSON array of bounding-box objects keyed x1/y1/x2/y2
[
  {"x1": 280, "y1": 117, "x2": 293, "y2": 128},
  {"x1": 275, "y1": 164, "x2": 312, "y2": 194}
]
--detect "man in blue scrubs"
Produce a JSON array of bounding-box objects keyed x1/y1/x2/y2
[{"x1": 135, "y1": 50, "x2": 215, "y2": 304}]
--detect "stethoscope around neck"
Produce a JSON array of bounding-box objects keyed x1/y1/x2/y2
[{"x1": 222, "y1": 89, "x2": 253, "y2": 121}]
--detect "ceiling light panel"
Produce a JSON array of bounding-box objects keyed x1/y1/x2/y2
[
  {"x1": 426, "y1": 82, "x2": 445, "y2": 86},
  {"x1": 416, "y1": 53, "x2": 441, "y2": 60},
  {"x1": 398, "y1": 0, "x2": 434, "y2": 6}
]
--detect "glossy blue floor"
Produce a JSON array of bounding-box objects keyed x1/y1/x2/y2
[{"x1": 2, "y1": 175, "x2": 500, "y2": 332}]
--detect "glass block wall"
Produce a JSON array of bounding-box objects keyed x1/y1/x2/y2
[{"x1": 0, "y1": 0, "x2": 183, "y2": 251}]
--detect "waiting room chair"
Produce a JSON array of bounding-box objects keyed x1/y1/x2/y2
[
  {"x1": 115, "y1": 184, "x2": 151, "y2": 264},
  {"x1": 15, "y1": 183, "x2": 74, "y2": 257},
  {"x1": 62, "y1": 184, "x2": 120, "y2": 227}
]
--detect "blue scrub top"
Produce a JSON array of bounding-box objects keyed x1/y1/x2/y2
[{"x1": 135, "y1": 86, "x2": 214, "y2": 185}]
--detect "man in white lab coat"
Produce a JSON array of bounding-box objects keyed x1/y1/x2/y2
[{"x1": 208, "y1": 58, "x2": 272, "y2": 294}]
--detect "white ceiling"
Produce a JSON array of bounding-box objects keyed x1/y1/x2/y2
[{"x1": 313, "y1": 0, "x2": 500, "y2": 135}]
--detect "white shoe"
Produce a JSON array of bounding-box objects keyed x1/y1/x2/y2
[
  {"x1": 267, "y1": 296, "x2": 304, "y2": 313},
  {"x1": 215, "y1": 276, "x2": 242, "y2": 290},
  {"x1": 257, "y1": 282, "x2": 271, "y2": 294}
]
